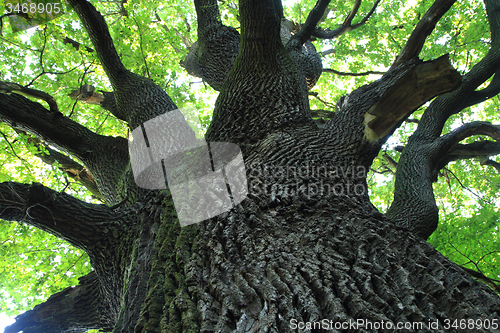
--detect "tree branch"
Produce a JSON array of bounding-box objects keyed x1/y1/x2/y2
[
  {"x1": 68, "y1": 0, "x2": 178, "y2": 129},
  {"x1": 447, "y1": 141, "x2": 500, "y2": 159},
  {"x1": 385, "y1": 0, "x2": 500, "y2": 240},
  {"x1": 194, "y1": 0, "x2": 222, "y2": 38},
  {"x1": 323, "y1": 68, "x2": 385, "y2": 76},
  {"x1": 26, "y1": 136, "x2": 104, "y2": 200},
  {"x1": 312, "y1": 0, "x2": 381, "y2": 39},
  {"x1": 0, "y1": 182, "x2": 116, "y2": 251},
  {"x1": 66, "y1": 0, "x2": 128, "y2": 86},
  {"x1": 293, "y1": 0, "x2": 331, "y2": 45},
  {"x1": 0, "y1": 81, "x2": 59, "y2": 113},
  {"x1": 462, "y1": 69, "x2": 500, "y2": 109},
  {"x1": 436, "y1": 122, "x2": 500, "y2": 152},
  {"x1": 403, "y1": 0, "x2": 500, "y2": 143},
  {"x1": 0, "y1": 92, "x2": 95, "y2": 156},
  {"x1": 5, "y1": 272, "x2": 113, "y2": 333},
  {"x1": 434, "y1": 122, "x2": 500, "y2": 168},
  {"x1": 392, "y1": 0, "x2": 457, "y2": 67},
  {"x1": 0, "y1": 91, "x2": 132, "y2": 205},
  {"x1": 481, "y1": 157, "x2": 500, "y2": 172},
  {"x1": 180, "y1": 0, "x2": 241, "y2": 91}
]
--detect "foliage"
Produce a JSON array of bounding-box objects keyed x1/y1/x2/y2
[{"x1": 0, "y1": 0, "x2": 498, "y2": 324}]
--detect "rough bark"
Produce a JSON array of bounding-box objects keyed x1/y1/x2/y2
[
  {"x1": 387, "y1": 0, "x2": 500, "y2": 240},
  {"x1": 2, "y1": 0, "x2": 500, "y2": 332}
]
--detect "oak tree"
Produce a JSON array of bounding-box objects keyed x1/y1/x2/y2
[{"x1": 1, "y1": 0, "x2": 500, "y2": 332}]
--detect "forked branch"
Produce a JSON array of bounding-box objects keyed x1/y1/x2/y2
[
  {"x1": 293, "y1": 0, "x2": 331, "y2": 45},
  {"x1": 312, "y1": 0, "x2": 381, "y2": 40},
  {"x1": 435, "y1": 122, "x2": 500, "y2": 168},
  {"x1": 0, "y1": 81, "x2": 59, "y2": 113},
  {"x1": 66, "y1": 0, "x2": 128, "y2": 86},
  {"x1": 392, "y1": 0, "x2": 457, "y2": 67}
]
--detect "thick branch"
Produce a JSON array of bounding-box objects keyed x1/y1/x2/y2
[
  {"x1": 241, "y1": 0, "x2": 282, "y2": 38},
  {"x1": 435, "y1": 122, "x2": 500, "y2": 168},
  {"x1": 386, "y1": 0, "x2": 500, "y2": 240},
  {"x1": 194, "y1": 0, "x2": 222, "y2": 38},
  {"x1": 68, "y1": 0, "x2": 178, "y2": 128},
  {"x1": 463, "y1": 69, "x2": 500, "y2": 109},
  {"x1": 0, "y1": 81, "x2": 59, "y2": 113},
  {"x1": 447, "y1": 141, "x2": 500, "y2": 162},
  {"x1": 411, "y1": 0, "x2": 500, "y2": 142},
  {"x1": 386, "y1": 122, "x2": 500, "y2": 240},
  {"x1": 312, "y1": 0, "x2": 381, "y2": 39},
  {"x1": 66, "y1": 0, "x2": 128, "y2": 86},
  {"x1": 436, "y1": 121, "x2": 500, "y2": 153},
  {"x1": 182, "y1": 0, "x2": 240, "y2": 90},
  {"x1": 293, "y1": 0, "x2": 331, "y2": 45},
  {"x1": 5, "y1": 272, "x2": 112, "y2": 333},
  {"x1": 396, "y1": 140, "x2": 500, "y2": 160},
  {"x1": 0, "y1": 92, "x2": 99, "y2": 157},
  {"x1": 0, "y1": 182, "x2": 116, "y2": 251},
  {"x1": 392, "y1": 0, "x2": 456, "y2": 67},
  {"x1": 0, "y1": 92, "x2": 131, "y2": 204}
]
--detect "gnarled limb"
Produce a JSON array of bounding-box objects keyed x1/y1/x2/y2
[
  {"x1": 185, "y1": 0, "x2": 330, "y2": 91},
  {"x1": 434, "y1": 121, "x2": 500, "y2": 162},
  {"x1": 392, "y1": 0, "x2": 456, "y2": 68},
  {"x1": 4, "y1": 272, "x2": 112, "y2": 333},
  {"x1": 67, "y1": 0, "x2": 177, "y2": 128},
  {"x1": 312, "y1": 0, "x2": 381, "y2": 40},
  {"x1": 0, "y1": 181, "x2": 117, "y2": 251},
  {"x1": 462, "y1": 69, "x2": 500, "y2": 110},
  {"x1": 292, "y1": 0, "x2": 331, "y2": 45},
  {"x1": 411, "y1": 0, "x2": 500, "y2": 142},
  {"x1": 363, "y1": 55, "x2": 461, "y2": 143},
  {"x1": 0, "y1": 81, "x2": 59, "y2": 113},
  {"x1": 395, "y1": 140, "x2": 500, "y2": 163},
  {"x1": 387, "y1": 122, "x2": 500, "y2": 239},
  {"x1": 387, "y1": 0, "x2": 500, "y2": 240},
  {"x1": 322, "y1": 55, "x2": 460, "y2": 170},
  {"x1": 182, "y1": 0, "x2": 240, "y2": 91},
  {"x1": 0, "y1": 92, "x2": 130, "y2": 204},
  {"x1": 446, "y1": 141, "x2": 500, "y2": 161}
]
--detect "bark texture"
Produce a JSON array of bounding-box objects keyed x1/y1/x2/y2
[{"x1": 1, "y1": 0, "x2": 500, "y2": 332}]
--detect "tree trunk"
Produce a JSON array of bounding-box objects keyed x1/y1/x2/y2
[{"x1": 2, "y1": 0, "x2": 500, "y2": 332}]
